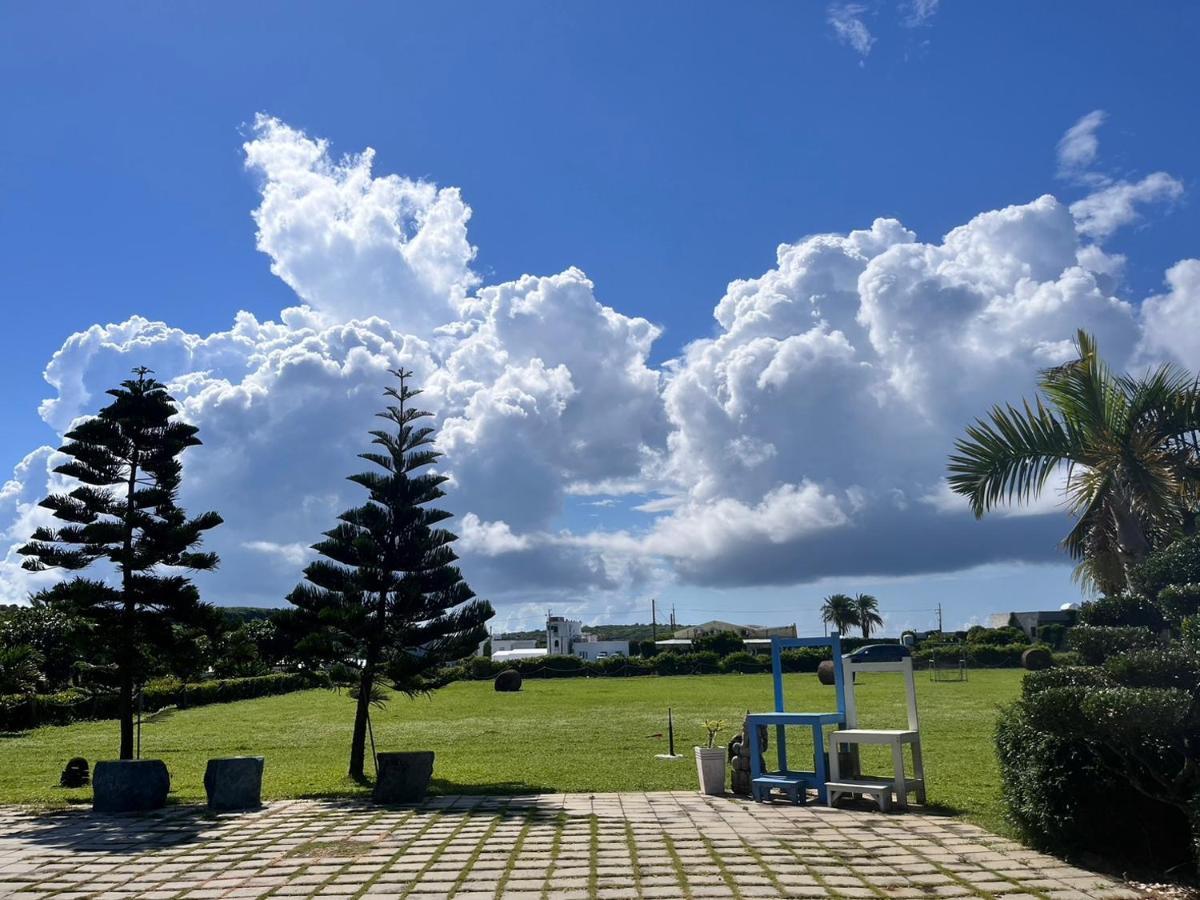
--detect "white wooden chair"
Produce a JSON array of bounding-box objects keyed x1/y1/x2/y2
[{"x1": 825, "y1": 655, "x2": 926, "y2": 811}]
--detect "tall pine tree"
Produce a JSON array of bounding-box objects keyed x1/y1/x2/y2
[
  {"x1": 287, "y1": 369, "x2": 493, "y2": 780},
  {"x1": 19, "y1": 368, "x2": 222, "y2": 759}
]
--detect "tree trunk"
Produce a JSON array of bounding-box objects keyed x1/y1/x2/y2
[
  {"x1": 1112, "y1": 493, "x2": 1152, "y2": 588},
  {"x1": 118, "y1": 668, "x2": 134, "y2": 760},
  {"x1": 118, "y1": 449, "x2": 139, "y2": 761},
  {"x1": 349, "y1": 639, "x2": 379, "y2": 780}
]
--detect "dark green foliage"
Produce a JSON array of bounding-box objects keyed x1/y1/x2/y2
[
  {"x1": 913, "y1": 642, "x2": 1034, "y2": 668},
  {"x1": 0, "y1": 605, "x2": 91, "y2": 690},
  {"x1": 692, "y1": 631, "x2": 744, "y2": 657},
  {"x1": 0, "y1": 645, "x2": 43, "y2": 695},
  {"x1": 1103, "y1": 645, "x2": 1200, "y2": 689},
  {"x1": 996, "y1": 700, "x2": 1191, "y2": 869},
  {"x1": 1067, "y1": 624, "x2": 1157, "y2": 665},
  {"x1": 718, "y1": 651, "x2": 766, "y2": 674},
  {"x1": 16, "y1": 369, "x2": 222, "y2": 759},
  {"x1": 0, "y1": 671, "x2": 324, "y2": 732},
  {"x1": 966, "y1": 625, "x2": 1029, "y2": 646},
  {"x1": 819, "y1": 594, "x2": 859, "y2": 634},
  {"x1": 1158, "y1": 584, "x2": 1200, "y2": 627},
  {"x1": 1077, "y1": 592, "x2": 1167, "y2": 630},
  {"x1": 286, "y1": 369, "x2": 493, "y2": 779},
  {"x1": 1131, "y1": 535, "x2": 1200, "y2": 600},
  {"x1": 854, "y1": 593, "x2": 883, "y2": 638},
  {"x1": 1000, "y1": 629, "x2": 1200, "y2": 872},
  {"x1": 1035, "y1": 623, "x2": 1066, "y2": 649}
]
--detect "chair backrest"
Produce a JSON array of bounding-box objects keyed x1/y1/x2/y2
[
  {"x1": 841, "y1": 656, "x2": 919, "y2": 731},
  {"x1": 768, "y1": 632, "x2": 847, "y2": 722}
]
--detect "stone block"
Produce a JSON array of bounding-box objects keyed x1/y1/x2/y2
[
  {"x1": 373, "y1": 751, "x2": 435, "y2": 804},
  {"x1": 92, "y1": 759, "x2": 170, "y2": 812},
  {"x1": 204, "y1": 756, "x2": 264, "y2": 811}
]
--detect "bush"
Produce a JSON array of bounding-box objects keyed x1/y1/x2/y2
[
  {"x1": 693, "y1": 631, "x2": 744, "y2": 657},
  {"x1": 1077, "y1": 592, "x2": 1166, "y2": 631},
  {"x1": 1104, "y1": 646, "x2": 1200, "y2": 690},
  {"x1": 1131, "y1": 535, "x2": 1200, "y2": 600},
  {"x1": 967, "y1": 625, "x2": 1029, "y2": 646},
  {"x1": 1158, "y1": 584, "x2": 1200, "y2": 626},
  {"x1": 996, "y1": 700, "x2": 1190, "y2": 869},
  {"x1": 778, "y1": 648, "x2": 830, "y2": 672},
  {"x1": 1050, "y1": 651, "x2": 1082, "y2": 667},
  {"x1": 466, "y1": 656, "x2": 502, "y2": 680},
  {"x1": 719, "y1": 651, "x2": 768, "y2": 674},
  {"x1": 1036, "y1": 623, "x2": 1067, "y2": 650},
  {"x1": 590, "y1": 655, "x2": 651, "y2": 677},
  {"x1": 912, "y1": 642, "x2": 1052, "y2": 669},
  {"x1": 1067, "y1": 624, "x2": 1156, "y2": 665},
  {"x1": 0, "y1": 671, "x2": 325, "y2": 731}
]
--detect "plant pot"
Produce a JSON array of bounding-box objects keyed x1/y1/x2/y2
[
  {"x1": 92, "y1": 759, "x2": 170, "y2": 812},
  {"x1": 695, "y1": 746, "x2": 726, "y2": 796},
  {"x1": 373, "y1": 751, "x2": 435, "y2": 804},
  {"x1": 204, "y1": 756, "x2": 264, "y2": 811}
]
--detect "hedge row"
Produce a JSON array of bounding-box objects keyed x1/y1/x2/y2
[
  {"x1": 913, "y1": 642, "x2": 1052, "y2": 668},
  {"x1": 450, "y1": 642, "x2": 1040, "y2": 684},
  {"x1": 0, "y1": 671, "x2": 326, "y2": 732}
]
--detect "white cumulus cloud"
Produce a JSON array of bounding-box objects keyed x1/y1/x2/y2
[{"x1": 1, "y1": 114, "x2": 1198, "y2": 616}]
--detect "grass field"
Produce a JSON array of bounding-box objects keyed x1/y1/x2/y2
[{"x1": 0, "y1": 669, "x2": 1022, "y2": 834}]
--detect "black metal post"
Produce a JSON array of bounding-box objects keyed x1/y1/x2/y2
[{"x1": 667, "y1": 707, "x2": 675, "y2": 756}]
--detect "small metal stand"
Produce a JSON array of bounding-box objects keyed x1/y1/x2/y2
[{"x1": 655, "y1": 707, "x2": 684, "y2": 760}]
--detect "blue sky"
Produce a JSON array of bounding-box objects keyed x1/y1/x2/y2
[{"x1": 2, "y1": 2, "x2": 1198, "y2": 635}]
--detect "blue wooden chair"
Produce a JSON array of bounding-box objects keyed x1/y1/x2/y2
[{"x1": 746, "y1": 632, "x2": 847, "y2": 804}]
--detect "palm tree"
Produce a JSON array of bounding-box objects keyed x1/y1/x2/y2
[
  {"x1": 854, "y1": 593, "x2": 883, "y2": 639},
  {"x1": 820, "y1": 593, "x2": 860, "y2": 636},
  {"x1": 948, "y1": 330, "x2": 1200, "y2": 594},
  {"x1": 0, "y1": 646, "x2": 43, "y2": 695}
]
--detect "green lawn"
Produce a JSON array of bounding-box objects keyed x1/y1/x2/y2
[{"x1": 0, "y1": 669, "x2": 1021, "y2": 834}]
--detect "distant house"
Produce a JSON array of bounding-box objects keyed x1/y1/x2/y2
[
  {"x1": 672, "y1": 620, "x2": 796, "y2": 640},
  {"x1": 988, "y1": 610, "x2": 1077, "y2": 640}
]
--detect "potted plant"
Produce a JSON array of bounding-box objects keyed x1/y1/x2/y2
[{"x1": 695, "y1": 719, "x2": 727, "y2": 795}]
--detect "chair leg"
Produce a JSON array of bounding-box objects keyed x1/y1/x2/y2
[
  {"x1": 912, "y1": 739, "x2": 927, "y2": 804},
  {"x1": 890, "y1": 742, "x2": 908, "y2": 809}
]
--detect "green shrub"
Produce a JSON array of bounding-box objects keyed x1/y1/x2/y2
[
  {"x1": 1158, "y1": 584, "x2": 1200, "y2": 626},
  {"x1": 1104, "y1": 646, "x2": 1200, "y2": 690},
  {"x1": 1183, "y1": 616, "x2": 1200, "y2": 649},
  {"x1": 1050, "y1": 651, "x2": 1082, "y2": 667},
  {"x1": 719, "y1": 651, "x2": 767, "y2": 674},
  {"x1": 1067, "y1": 624, "x2": 1156, "y2": 665},
  {"x1": 967, "y1": 625, "x2": 1029, "y2": 646},
  {"x1": 999, "y1": 635, "x2": 1200, "y2": 873},
  {"x1": 591, "y1": 655, "x2": 651, "y2": 677},
  {"x1": 466, "y1": 656, "x2": 502, "y2": 680},
  {"x1": 1131, "y1": 535, "x2": 1200, "y2": 600},
  {"x1": 0, "y1": 671, "x2": 325, "y2": 731},
  {"x1": 1077, "y1": 592, "x2": 1166, "y2": 630},
  {"x1": 1036, "y1": 623, "x2": 1067, "y2": 650},
  {"x1": 778, "y1": 647, "x2": 830, "y2": 672},
  {"x1": 996, "y1": 700, "x2": 1189, "y2": 868},
  {"x1": 518, "y1": 655, "x2": 585, "y2": 678}
]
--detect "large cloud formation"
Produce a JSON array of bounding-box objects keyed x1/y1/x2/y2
[{"x1": 1, "y1": 113, "x2": 1195, "y2": 619}]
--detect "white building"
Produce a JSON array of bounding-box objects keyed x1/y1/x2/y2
[{"x1": 547, "y1": 615, "x2": 629, "y2": 660}]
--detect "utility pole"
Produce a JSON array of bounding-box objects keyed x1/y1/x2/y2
[
  {"x1": 937, "y1": 603, "x2": 944, "y2": 633},
  {"x1": 651, "y1": 598, "x2": 657, "y2": 646}
]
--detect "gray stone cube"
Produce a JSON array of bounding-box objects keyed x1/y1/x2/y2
[
  {"x1": 373, "y1": 751, "x2": 434, "y2": 803},
  {"x1": 92, "y1": 759, "x2": 170, "y2": 812},
  {"x1": 204, "y1": 756, "x2": 264, "y2": 811}
]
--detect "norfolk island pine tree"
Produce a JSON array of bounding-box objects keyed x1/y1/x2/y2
[
  {"x1": 18, "y1": 368, "x2": 222, "y2": 760},
  {"x1": 286, "y1": 368, "x2": 494, "y2": 780}
]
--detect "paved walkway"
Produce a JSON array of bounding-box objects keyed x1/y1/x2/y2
[{"x1": 0, "y1": 793, "x2": 1139, "y2": 899}]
